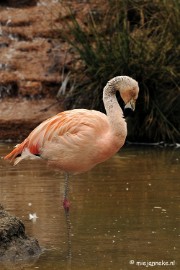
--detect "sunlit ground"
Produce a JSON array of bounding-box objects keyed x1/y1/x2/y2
[{"x1": 0, "y1": 144, "x2": 179, "y2": 270}]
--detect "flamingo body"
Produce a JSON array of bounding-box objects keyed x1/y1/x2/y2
[
  {"x1": 4, "y1": 109, "x2": 126, "y2": 174},
  {"x1": 4, "y1": 76, "x2": 139, "y2": 175}
]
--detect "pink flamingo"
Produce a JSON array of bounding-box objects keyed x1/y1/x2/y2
[{"x1": 4, "y1": 76, "x2": 139, "y2": 211}]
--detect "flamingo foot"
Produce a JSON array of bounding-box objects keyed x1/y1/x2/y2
[{"x1": 63, "y1": 198, "x2": 70, "y2": 212}]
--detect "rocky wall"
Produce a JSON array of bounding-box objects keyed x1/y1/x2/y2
[{"x1": 0, "y1": 0, "x2": 105, "y2": 141}]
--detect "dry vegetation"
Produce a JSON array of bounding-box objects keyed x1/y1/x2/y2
[{"x1": 62, "y1": 0, "x2": 180, "y2": 143}]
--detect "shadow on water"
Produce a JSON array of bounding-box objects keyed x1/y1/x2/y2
[{"x1": 0, "y1": 144, "x2": 179, "y2": 269}]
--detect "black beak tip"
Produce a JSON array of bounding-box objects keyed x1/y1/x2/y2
[{"x1": 124, "y1": 107, "x2": 134, "y2": 118}]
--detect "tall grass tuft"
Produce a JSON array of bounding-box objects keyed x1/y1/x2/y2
[{"x1": 64, "y1": 0, "x2": 180, "y2": 143}]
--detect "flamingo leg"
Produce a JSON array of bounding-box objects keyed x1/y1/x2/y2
[
  {"x1": 63, "y1": 172, "x2": 70, "y2": 212},
  {"x1": 64, "y1": 209, "x2": 72, "y2": 262}
]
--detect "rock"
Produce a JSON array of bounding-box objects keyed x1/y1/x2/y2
[
  {"x1": 0, "y1": 98, "x2": 61, "y2": 141},
  {"x1": 0, "y1": 0, "x2": 106, "y2": 140},
  {"x1": 0, "y1": 205, "x2": 41, "y2": 261},
  {"x1": 0, "y1": 2, "x2": 70, "y2": 98},
  {"x1": 18, "y1": 81, "x2": 42, "y2": 97}
]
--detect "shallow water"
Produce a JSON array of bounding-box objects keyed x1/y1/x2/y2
[{"x1": 0, "y1": 144, "x2": 179, "y2": 270}]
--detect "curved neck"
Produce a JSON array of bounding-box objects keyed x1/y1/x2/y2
[{"x1": 103, "y1": 83, "x2": 127, "y2": 138}]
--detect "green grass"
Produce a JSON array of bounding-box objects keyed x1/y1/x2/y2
[{"x1": 63, "y1": 0, "x2": 180, "y2": 143}]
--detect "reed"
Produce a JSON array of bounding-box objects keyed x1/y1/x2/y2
[{"x1": 64, "y1": 0, "x2": 180, "y2": 143}]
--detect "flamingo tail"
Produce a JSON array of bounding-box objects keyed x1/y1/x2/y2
[{"x1": 4, "y1": 140, "x2": 28, "y2": 165}]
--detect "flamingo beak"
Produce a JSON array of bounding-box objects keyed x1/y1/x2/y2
[{"x1": 124, "y1": 99, "x2": 136, "y2": 111}]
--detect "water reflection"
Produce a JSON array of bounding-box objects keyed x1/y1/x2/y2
[
  {"x1": 64, "y1": 210, "x2": 72, "y2": 268},
  {"x1": 0, "y1": 255, "x2": 40, "y2": 270},
  {"x1": 0, "y1": 144, "x2": 179, "y2": 269}
]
